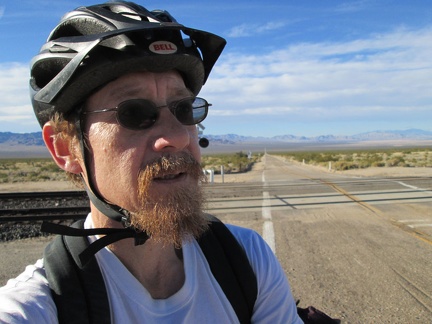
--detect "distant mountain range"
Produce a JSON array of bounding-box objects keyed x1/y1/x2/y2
[
  {"x1": 1, "y1": 129, "x2": 432, "y2": 147},
  {"x1": 0, "y1": 132, "x2": 45, "y2": 146},
  {"x1": 205, "y1": 129, "x2": 432, "y2": 145}
]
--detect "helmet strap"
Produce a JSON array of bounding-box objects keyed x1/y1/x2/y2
[{"x1": 75, "y1": 111, "x2": 132, "y2": 224}]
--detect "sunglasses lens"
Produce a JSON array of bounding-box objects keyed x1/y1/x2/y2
[
  {"x1": 111, "y1": 97, "x2": 208, "y2": 130},
  {"x1": 174, "y1": 97, "x2": 208, "y2": 125},
  {"x1": 117, "y1": 99, "x2": 158, "y2": 130}
]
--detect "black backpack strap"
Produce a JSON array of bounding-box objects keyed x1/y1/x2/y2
[
  {"x1": 43, "y1": 220, "x2": 111, "y2": 324},
  {"x1": 198, "y1": 216, "x2": 258, "y2": 324},
  {"x1": 44, "y1": 217, "x2": 257, "y2": 323}
]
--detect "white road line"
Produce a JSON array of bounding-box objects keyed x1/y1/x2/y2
[
  {"x1": 398, "y1": 219, "x2": 431, "y2": 223},
  {"x1": 263, "y1": 220, "x2": 276, "y2": 253},
  {"x1": 408, "y1": 224, "x2": 432, "y2": 229},
  {"x1": 395, "y1": 181, "x2": 432, "y2": 195},
  {"x1": 262, "y1": 192, "x2": 272, "y2": 220},
  {"x1": 262, "y1": 169, "x2": 276, "y2": 254}
]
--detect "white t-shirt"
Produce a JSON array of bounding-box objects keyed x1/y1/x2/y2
[{"x1": 0, "y1": 215, "x2": 302, "y2": 323}]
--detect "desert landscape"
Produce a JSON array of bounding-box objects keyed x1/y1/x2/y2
[{"x1": 0, "y1": 152, "x2": 430, "y2": 193}]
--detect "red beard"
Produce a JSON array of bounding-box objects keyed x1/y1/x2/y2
[{"x1": 130, "y1": 152, "x2": 209, "y2": 247}]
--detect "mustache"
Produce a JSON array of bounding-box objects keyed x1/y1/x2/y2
[
  {"x1": 136, "y1": 151, "x2": 206, "y2": 217},
  {"x1": 141, "y1": 152, "x2": 202, "y2": 179}
]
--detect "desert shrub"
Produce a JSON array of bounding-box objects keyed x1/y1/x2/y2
[
  {"x1": 279, "y1": 147, "x2": 432, "y2": 169},
  {"x1": 0, "y1": 172, "x2": 8, "y2": 183},
  {"x1": 0, "y1": 158, "x2": 69, "y2": 183},
  {"x1": 201, "y1": 151, "x2": 259, "y2": 174},
  {"x1": 371, "y1": 161, "x2": 386, "y2": 167},
  {"x1": 332, "y1": 161, "x2": 357, "y2": 170},
  {"x1": 386, "y1": 156, "x2": 406, "y2": 167},
  {"x1": 40, "y1": 164, "x2": 62, "y2": 173}
]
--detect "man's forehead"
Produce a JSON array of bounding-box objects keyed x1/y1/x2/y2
[
  {"x1": 89, "y1": 71, "x2": 194, "y2": 106},
  {"x1": 110, "y1": 85, "x2": 192, "y2": 101}
]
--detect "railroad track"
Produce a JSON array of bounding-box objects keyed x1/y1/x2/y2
[
  {"x1": 1, "y1": 175, "x2": 430, "y2": 223},
  {"x1": 0, "y1": 206, "x2": 90, "y2": 222},
  {"x1": 0, "y1": 190, "x2": 87, "y2": 200},
  {"x1": 0, "y1": 191, "x2": 89, "y2": 223}
]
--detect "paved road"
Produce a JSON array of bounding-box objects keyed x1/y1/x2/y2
[
  {"x1": 2, "y1": 154, "x2": 432, "y2": 323},
  {"x1": 210, "y1": 154, "x2": 432, "y2": 323}
]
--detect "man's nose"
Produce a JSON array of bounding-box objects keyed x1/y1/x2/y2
[{"x1": 151, "y1": 108, "x2": 192, "y2": 152}]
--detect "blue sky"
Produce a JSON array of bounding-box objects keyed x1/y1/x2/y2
[{"x1": 1, "y1": 0, "x2": 432, "y2": 137}]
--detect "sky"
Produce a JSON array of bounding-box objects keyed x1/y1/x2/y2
[{"x1": 1, "y1": 0, "x2": 432, "y2": 137}]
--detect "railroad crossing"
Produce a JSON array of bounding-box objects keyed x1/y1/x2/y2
[{"x1": 1, "y1": 154, "x2": 432, "y2": 322}]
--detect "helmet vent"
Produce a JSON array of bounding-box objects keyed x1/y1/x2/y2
[
  {"x1": 49, "y1": 17, "x2": 112, "y2": 40},
  {"x1": 32, "y1": 58, "x2": 70, "y2": 89},
  {"x1": 102, "y1": 3, "x2": 152, "y2": 22}
]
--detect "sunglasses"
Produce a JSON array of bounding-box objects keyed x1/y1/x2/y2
[{"x1": 82, "y1": 97, "x2": 211, "y2": 130}]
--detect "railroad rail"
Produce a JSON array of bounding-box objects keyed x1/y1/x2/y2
[
  {"x1": 0, "y1": 207, "x2": 90, "y2": 222},
  {"x1": 0, "y1": 190, "x2": 87, "y2": 200},
  {"x1": 1, "y1": 176, "x2": 430, "y2": 223},
  {"x1": 0, "y1": 191, "x2": 90, "y2": 223}
]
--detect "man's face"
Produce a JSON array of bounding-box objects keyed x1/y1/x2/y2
[{"x1": 82, "y1": 70, "x2": 208, "y2": 245}]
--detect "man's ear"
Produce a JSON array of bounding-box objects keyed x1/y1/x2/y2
[{"x1": 42, "y1": 122, "x2": 83, "y2": 174}]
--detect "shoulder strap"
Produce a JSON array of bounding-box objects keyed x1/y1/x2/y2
[
  {"x1": 43, "y1": 220, "x2": 111, "y2": 324},
  {"x1": 197, "y1": 216, "x2": 258, "y2": 324},
  {"x1": 44, "y1": 217, "x2": 257, "y2": 324}
]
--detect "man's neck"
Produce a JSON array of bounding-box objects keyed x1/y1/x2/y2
[{"x1": 91, "y1": 208, "x2": 186, "y2": 299}]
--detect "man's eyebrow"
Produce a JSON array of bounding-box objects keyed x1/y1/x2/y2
[
  {"x1": 173, "y1": 88, "x2": 194, "y2": 98},
  {"x1": 110, "y1": 86, "x2": 143, "y2": 101},
  {"x1": 109, "y1": 87, "x2": 194, "y2": 101}
]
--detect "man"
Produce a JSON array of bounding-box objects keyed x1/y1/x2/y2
[{"x1": 0, "y1": 2, "x2": 302, "y2": 323}]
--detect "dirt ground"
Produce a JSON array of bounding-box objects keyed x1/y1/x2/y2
[{"x1": 296, "y1": 162, "x2": 432, "y2": 178}]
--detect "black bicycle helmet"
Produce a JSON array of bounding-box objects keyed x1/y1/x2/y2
[{"x1": 30, "y1": 1, "x2": 226, "y2": 127}]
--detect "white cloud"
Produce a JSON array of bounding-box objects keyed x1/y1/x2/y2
[
  {"x1": 202, "y1": 26, "x2": 432, "y2": 128},
  {"x1": 227, "y1": 21, "x2": 286, "y2": 38},
  {"x1": 335, "y1": 0, "x2": 375, "y2": 13},
  {"x1": 0, "y1": 63, "x2": 38, "y2": 131},
  {"x1": 1, "y1": 26, "x2": 432, "y2": 136}
]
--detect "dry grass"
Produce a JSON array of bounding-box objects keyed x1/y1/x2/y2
[
  {"x1": 0, "y1": 158, "x2": 67, "y2": 183},
  {"x1": 279, "y1": 148, "x2": 432, "y2": 171},
  {"x1": 201, "y1": 151, "x2": 260, "y2": 174},
  {"x1": 0, "y1": 152, "x2": 260, "y2": 184},
  {"x1": 2, "y1": 148, "x2": 429, "y2": 184}
]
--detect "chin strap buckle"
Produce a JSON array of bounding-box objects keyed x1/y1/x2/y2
[
  {"x1": 41, "y1": 221, "x2": 150, "y2": 267},
  {"x1": 121, "y1": 213, "x2": 148, "y2": 246}
]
